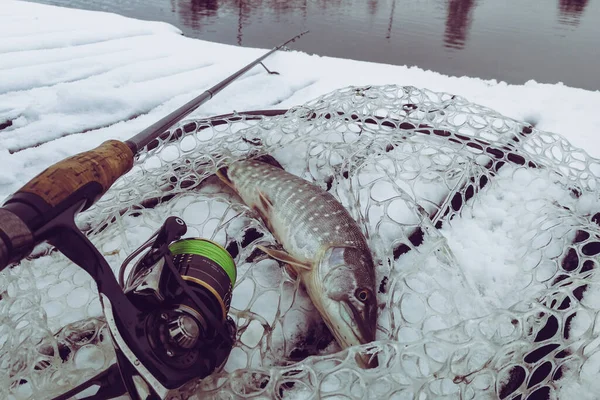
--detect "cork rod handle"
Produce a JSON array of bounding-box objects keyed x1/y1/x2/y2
[{"x1": 19, "y1": 140, "x2": 134, "y2": 207}]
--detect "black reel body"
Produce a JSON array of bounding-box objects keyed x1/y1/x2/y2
[{"x1": 122, "y1": 221, "x2": 237, "y2": 375}]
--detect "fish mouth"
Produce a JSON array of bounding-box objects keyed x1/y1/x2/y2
[
  {"x1": 355, "y1": 351, "x2": 379, "y2": 369},
  {"x1": 334, "y1": 302, "x2": 379, "y2": 369},
  {"x1": 344, "y1": 301, "x2": 377, "y2": 345}
]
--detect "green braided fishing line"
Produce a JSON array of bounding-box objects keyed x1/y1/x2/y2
[{"x1": 169, "y1": 239, "x2": 236, "y2": 285}]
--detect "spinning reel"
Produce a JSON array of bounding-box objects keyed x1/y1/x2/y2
[
  {"x1": 51, "y1": 215, "x2": 237, "y2": 400},
  {"x1": 120, "y1": 217, "x2": 236, "y2": 376}
]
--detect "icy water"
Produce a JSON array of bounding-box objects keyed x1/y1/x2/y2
[{"x1": 25, "y1": 0, "x2": 600, "y2": 90}]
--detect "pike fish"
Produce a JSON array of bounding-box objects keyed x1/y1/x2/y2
[{"x1": 217, "y1": 157, "x2": 378, "y2": 367}]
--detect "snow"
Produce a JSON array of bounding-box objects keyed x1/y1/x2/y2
[
  {"x1": 2, "y1": 1, "x2": 600, "y2": 203},
  {"x1": 2, "y1": 1, "x2": 600, "y2": 399},
  {"x1": 441, "y1": 165, "x2": 587, "y2": 309}
]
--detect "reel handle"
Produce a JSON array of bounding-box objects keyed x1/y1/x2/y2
[{"x1": 0, "y1": 140, "x2": 134, "y2": 271}]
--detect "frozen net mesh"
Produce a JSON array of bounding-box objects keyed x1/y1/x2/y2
[{"x1": 2, "y1": 85, "x2": 600, "y2": 399}]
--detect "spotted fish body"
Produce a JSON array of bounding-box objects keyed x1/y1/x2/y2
[{"x1": 218, "y1": 159, "x2": 378, "y2": 361}]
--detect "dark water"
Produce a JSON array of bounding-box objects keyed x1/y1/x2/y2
[{"x1": 25, "y1": 0, "x2": 600, "y2": 90}]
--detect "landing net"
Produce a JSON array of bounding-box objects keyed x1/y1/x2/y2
[{"x1": 2, "y1": 85, "x2": 600, "y2": 399}]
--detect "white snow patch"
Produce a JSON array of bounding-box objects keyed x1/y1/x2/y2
[{"x1": 441, "y1": 166, "x2": 581, "y2": 309}]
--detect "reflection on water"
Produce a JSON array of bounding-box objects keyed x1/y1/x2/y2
[
  {"x1": 385, "y1": 0, "x2": 396, "y2": 40},
  {"x1": 173, "y1": 0, "x2": 314, "y2": 45},
  {"x1": 367, "y1": 0, "x2": 380, "y2": 15},
  {"x1": 174, "y1": 0, "x2": 219, "y2": 31},
  {"x1": 173, "y1": 0, "x2": 218, "y2": 31},
  {"x1": 444, "y1": 0, "x2": 477, "y2": 50},
  {"x1": 24, "y1": 0, "x2": 600, "y2": 90},
  {"x1": 170, "y1": 0, "x2": 592, "y2": 51},
  {"x1": 558, "y1": 0, "x2": 589, "y2": 26}
]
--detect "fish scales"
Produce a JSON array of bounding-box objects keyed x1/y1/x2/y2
[{"x1": 225, "y1": 160, "x2": 369, "y2": 261}]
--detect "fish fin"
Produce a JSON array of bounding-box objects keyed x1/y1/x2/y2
[
  {"x1": 256, "y1": 245, "x2": 312, "y2": 271},
  {"x1": 216, "y1": 166, "x2": 234, "y2": 189},
  {"x1": 253, "y1": 154, "x2": 284, "y2": 170},
  {"x1": 285, "y1": 265, "x2": 298, "y2": 279},
  {"x1": 258, "y1": 191, "x2": 274, "y2": 215}
]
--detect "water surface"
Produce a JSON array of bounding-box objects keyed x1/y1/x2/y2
[{"x1": 24, "y1": 0, "x2": 600, "y2": 90}]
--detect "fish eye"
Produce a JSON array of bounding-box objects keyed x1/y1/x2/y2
[{"x1": 356, "y1": 288, "x2": 369, "y2": 302}]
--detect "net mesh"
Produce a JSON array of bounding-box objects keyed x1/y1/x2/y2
[{"x1": 2, "y1": 85, "x2": 600, "y2": 399}]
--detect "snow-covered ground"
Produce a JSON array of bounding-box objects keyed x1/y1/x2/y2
[
  {"x1": 2, "y1": 1, "x2": 600, "y2": 399},
  {"x1": 1, "y1": 0, "x2": 600, "y2": 203}
]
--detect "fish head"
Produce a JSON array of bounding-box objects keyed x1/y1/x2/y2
[{"x1": 316, "y1": 246, "x2": 378, "y2": 367}]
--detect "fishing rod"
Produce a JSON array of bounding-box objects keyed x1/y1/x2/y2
[{"x1": 0, "y1": 31, "x2": 308, "y2": 400}]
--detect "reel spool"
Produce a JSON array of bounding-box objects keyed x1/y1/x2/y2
[{"x1": 169, "y1": 238, "x2": 236, "y2": 323}]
